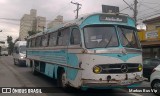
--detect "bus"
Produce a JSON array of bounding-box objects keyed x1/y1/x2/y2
[{"x1": 26, "y1": 13, "x2": 143, "y2": 90}]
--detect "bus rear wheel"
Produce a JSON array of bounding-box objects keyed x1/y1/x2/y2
[{"x1": 58, "y1": 70, "x2": 68, "y2": 89}]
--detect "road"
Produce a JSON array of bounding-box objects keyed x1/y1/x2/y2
[{"x1": 0, "y1": 56, "x2": 157, "y2": 96}]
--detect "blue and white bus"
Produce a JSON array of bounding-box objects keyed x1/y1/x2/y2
[{"x1": 26, "y1": 13, "x2": 143, "y2": 90}]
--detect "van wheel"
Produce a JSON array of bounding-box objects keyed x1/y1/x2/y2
[
  {"x1": 14, "y1": 59, "x2": 16, "y2": 65},
  {"x1": 58, "y1": 70, "x2": 68, "y2": 89},
  {"x1": 151, "y1": 80, "x2": 160, "y2": 95}
]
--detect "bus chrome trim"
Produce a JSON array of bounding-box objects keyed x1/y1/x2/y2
[
  {"x1": 27, "y1": 58, "x2": 83, "y2": 70},
  {"x1": 86, "y1": 48, "x2": 142, "y2": 54}
]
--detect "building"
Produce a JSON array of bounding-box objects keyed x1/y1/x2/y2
[
  {"x1": 19, "y1": 9, "x2": 46, "y2": 41},
  {"x1": 47, "y1": 15, "x2": 63, "y2": 29},
  {"x1": 138, "y1": 16, "x2": 160, "y2": 58}
]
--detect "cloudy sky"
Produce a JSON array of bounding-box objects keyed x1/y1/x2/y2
[{"x1": 0, "y1": 0, "x2": 160, "y2": 44}]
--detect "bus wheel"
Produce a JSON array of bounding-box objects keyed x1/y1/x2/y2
[{"x1": 58, "y1": 70, "x2": 68, "y2": 89}]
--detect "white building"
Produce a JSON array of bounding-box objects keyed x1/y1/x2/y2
[
  {"x1": 19, "y1": 9, "x2": 46, "y2": 41},
  {"x1": 47, "y1": 15, "x2": 63, "y2": 29}
]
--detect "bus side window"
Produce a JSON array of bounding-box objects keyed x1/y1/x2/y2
[
  {"x1": 42, "y1": 34, "x2": 48, "y2": 47},
  {"x1": 36, "y1": 36, "x2": 42, "y2": 47},
  {"x1": 31, "y1": 38, "x2": 36, "y2": 47},
  {"x1": 49, "y1": 32, "x2": 57, "y2": 47},
  {"x1": 70, "y1": 28, "x2": 81, "y2": 45},
  {"x1": 57, "y1": 28, "x2": 70, "y2": 46}
]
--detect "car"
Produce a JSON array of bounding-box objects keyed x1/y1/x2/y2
[
  {"x1": 143, "y1": 58, "x2": 160, "y2": 81},
  {"x1": 150, "y1": 65, "x2": 160, "y2": 95}
]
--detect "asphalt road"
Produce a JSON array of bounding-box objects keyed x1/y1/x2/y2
[{"x1": 0, "y1": 56, "x2": 157, "y2": 96}]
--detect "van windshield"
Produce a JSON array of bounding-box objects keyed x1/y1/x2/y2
[{"x1": 19, "y1": 46, "x2": 26, "y2": 54}]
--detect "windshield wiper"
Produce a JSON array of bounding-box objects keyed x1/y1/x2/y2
[
  {"x1": 104, "y1": 35, "x2": 113, "y2": 48},
  {"x1": 119, "y1": 28, "x2": 134, "y2": 48}
]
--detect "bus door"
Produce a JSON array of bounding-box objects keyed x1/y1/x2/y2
[{"x1": 67, "y1": 26, "x2": 81, "y2": 80}]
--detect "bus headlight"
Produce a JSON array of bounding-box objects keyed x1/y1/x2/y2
[
  {"x1": 138, "y1": 64, "x2": 143, "y2": 71},
  {"x1": 93, "y1": 66, "x2": 102, "y2": 74}
]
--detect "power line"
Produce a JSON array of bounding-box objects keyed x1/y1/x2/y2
[
  {"x1": 138, "y1": 12, "x2": 160, "y2": 21},
  {"x1": 123, "y1": 0, "x2": 135, "y2": 11},
  {"x1": 138, "y1": 8, "x2": 160, "y2": 19},
  {"x1": 140, "y1": 1, "x2": 160, "y2": 5},
  {"x1": 139, "y1": 3, "x2": 160, "y2": 14},
  {"x1": 120, "y1": 3, "x2": 135, "y2": 12},
  {"x1": 122, "y1": 0, "x2": 138, "y2": 24}
]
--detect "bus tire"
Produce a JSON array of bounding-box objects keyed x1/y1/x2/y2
[{"x1": 57, "y1": 69, "x2": 68, "y2": 89}]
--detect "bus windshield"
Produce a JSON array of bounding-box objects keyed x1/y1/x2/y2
[
  {"x1": 84, "y1": 25, "x2": 118, "y2": 48},
  {"x1": 118, "y1": 26, "x2": 140, "y2": 49},
  {"x1": 19, "y1": 46, "x2": 26, "y2": 53}
]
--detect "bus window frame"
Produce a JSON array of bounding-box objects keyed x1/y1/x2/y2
[
  {"x1": 31, "y1": 38, "x2": 36, "y2": 47},
  {"x1": 48, "y1": 32, "x2": 58, "y2": 47},
  {"x1": 57, "y1": 28, "x2": 70, "y2": 46},
  {"x1": 70, "y1": 27, "x2": 81, "y2": 46},
  {"x1": 42, "y1": 34, "x2": 48, "y2": 47},
  {"x1": 35, "y1": 36, "x2": 42, "y2": 47}
]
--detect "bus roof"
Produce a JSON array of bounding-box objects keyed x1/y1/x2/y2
[{"x1": 28, "y1": 13, "x2": 134, "y2": 39}]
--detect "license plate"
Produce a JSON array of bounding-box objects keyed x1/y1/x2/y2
[{"x1": 120, "y1": 80, "x2": 131, "y2": 85}]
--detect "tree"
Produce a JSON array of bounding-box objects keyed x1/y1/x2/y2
[
  {"x1": 7, "y1": 36, "x2": 14, "y2": 55},
  {"x1": 28, "y1": 31, "x2": 39, "y2": 36}
]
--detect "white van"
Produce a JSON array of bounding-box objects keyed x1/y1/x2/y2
[{"x1": 13, "y1": 41, "x2": 26, "y2": 66}]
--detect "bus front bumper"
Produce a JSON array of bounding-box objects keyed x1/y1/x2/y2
[{"x1": 82, "y1": 77, "x2": 144, "y2": 88}]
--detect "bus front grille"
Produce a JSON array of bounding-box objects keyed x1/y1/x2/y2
[{"x1": 99, "y1": 63, "x2": 140, "y2": 74}]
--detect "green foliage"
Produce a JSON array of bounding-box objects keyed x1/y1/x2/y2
[
  {"x1": 7, "y1": 36, "x2": 14, "y2": 55},
  {"x1": 28, "y1": 31, "x2": 38, "y2": 36}
]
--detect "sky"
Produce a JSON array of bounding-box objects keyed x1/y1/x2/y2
[{"x1": 0, "y1": 0, "x2": 160, "y2": 44}]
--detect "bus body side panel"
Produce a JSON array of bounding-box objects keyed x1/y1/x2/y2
[
  {"x1": 27, "y1": 49, "x2": 68, "y2": 79},
  {"x1": 44, "y1": 63, "x2": 55, "y2": 78},
  {"x1": 66, "y1": 53, "x2": 82, "y2": 88}
]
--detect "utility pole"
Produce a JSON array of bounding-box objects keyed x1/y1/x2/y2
[
  {"x1": 123, "y1": 0, "x2": 138, "y2": 24},
  {"x1": 71, "y1": 1, "x2": 82, "y2": 19},
  {"x1": 134, "y1": 0, "x2": 138, "y2": 24}
]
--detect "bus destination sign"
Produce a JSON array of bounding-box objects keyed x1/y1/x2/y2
[{"x1": 100, "y1": 15, "x2": 127, "y2": 23}]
